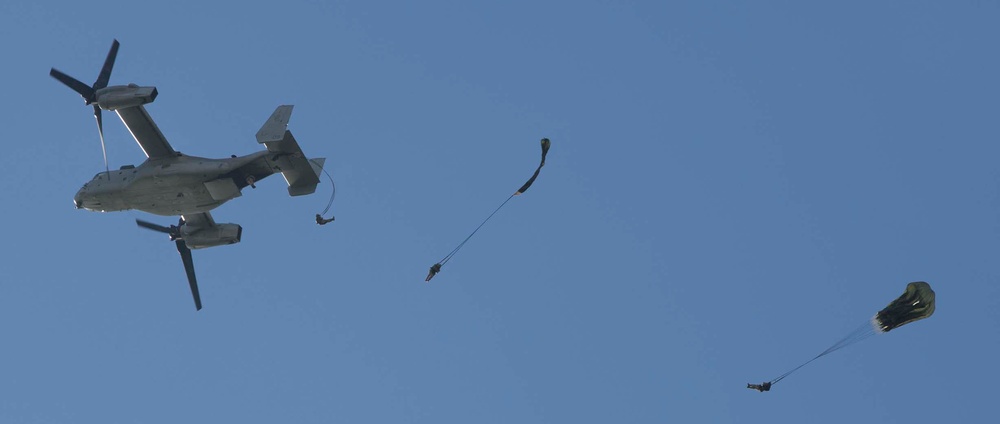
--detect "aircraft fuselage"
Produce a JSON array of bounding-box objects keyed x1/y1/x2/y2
[{"x1": 74, "y1": 151, "x2": 275, "y2": 216}]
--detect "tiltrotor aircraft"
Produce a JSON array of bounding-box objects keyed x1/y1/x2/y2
[{"x1": 51, "y1": 40, "x2": 325, "y2": 310}]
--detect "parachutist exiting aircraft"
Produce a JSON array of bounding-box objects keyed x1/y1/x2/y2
[{"x1": 51, "y1": 40, "x2": 326, "y2": 310}]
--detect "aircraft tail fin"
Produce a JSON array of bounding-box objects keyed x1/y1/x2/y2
[
  {"x1": 256, "y1": 105, "x2": 294, "y2": 144},
  {"x1": 256, "y1": 105, "x2": 323, "y2": 197}
]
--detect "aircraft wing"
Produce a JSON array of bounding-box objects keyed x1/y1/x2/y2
[
  {"x1": 116, "y1": 105, "x2": 177, "y2": 159},
  {"x1": 181, "y1": 211, "x2": 216, "y2": 229}
]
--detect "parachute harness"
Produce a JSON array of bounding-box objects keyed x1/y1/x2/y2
[{"x1": 312, "y1": 159, "x2": 336, "y2": 224}]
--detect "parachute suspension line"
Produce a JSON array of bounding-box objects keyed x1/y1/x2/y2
[
  {"x1": 438, "y1": 193, "x2": 515, "y2": 266},
  {"x1": 311, "y1": 158, "x2": 336, "y2": 225},
  {"x1": 316, "y1": 161, "x2": 336, "y2": 215},
  {"x1": 770, "y1": 320, "x2": 879, "y2": 385}
]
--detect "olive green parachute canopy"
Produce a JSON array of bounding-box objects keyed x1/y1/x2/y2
[
  {"x1": 515, "y1": 138, "x2": 551, "y2": 195},
  {"x1": 873, "y1": 281, "x2": 936, "y2": 332}
]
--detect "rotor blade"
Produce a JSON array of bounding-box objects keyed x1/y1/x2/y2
[
  {"x1": 94, "y1": 39, "x2": 120, "y2": 90},
  {"x1": 94, "y1": 105, "x2": 109, "y2": 175},
  {"x1": 175, "y1": 240, "x2": 202, "y2": 311},
  {"x1": 49, "y1": 68, "x2": 94, "y2": 101},
  {"x1": 136, "y1": 219, "x2": 174, "y2": 234}
]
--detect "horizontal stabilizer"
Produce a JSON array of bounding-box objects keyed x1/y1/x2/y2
[
  {"x1": 286, "y1": 157, "x2": 325, "y2": 196},
  {"x1": 265, "y1": 131, "x2": 322, "y2": 197},
  {"x1": 309, "y1": 158, "x2": 326, "y2": 179}
]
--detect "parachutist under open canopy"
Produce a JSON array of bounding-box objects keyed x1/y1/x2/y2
[
  {"x1": 750, "y1": 281, "x2": 935, "y2": 390},
  {"x1": 426, "y1": 138, "x2": 551, "y2": 281}
]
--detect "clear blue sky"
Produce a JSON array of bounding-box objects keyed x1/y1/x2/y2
[{"x1": 2, "y1": 1, "x2": 997, "y2": 422}]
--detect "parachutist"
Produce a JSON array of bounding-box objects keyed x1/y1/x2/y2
[
  {"x1": 316, "y1": 214, "x2": 335, "y2": 225},
  {"x1": 425, "y1": 263, "x2": 442, "y2": 282},
  {"x1": 429, "y1": 138, "x2": 551, "y2": 281},
  {"x1": 752, "y1": 282, "x2": 935, "y2": 388}
]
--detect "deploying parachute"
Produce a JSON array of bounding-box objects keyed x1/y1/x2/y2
[
  {"x1": 874, "y1": 281, "x2": 936, "y2": 332},
  {"x1": 749, "y1": 281, "x2": 935, "y2": 392},
  {"x1": 426, "y1": 138, "x2": 551, "y2": 282},
  {"x1": 516, "y1": 137, "x2": 551, "y2": 195}
]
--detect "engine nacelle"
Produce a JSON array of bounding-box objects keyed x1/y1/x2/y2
[
  {"x1": 182, "y1": 223, "x2": 242, "y2": 249},
  {"x1": 96, "y1": 83, "x2": 158, "y2": 110}
]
